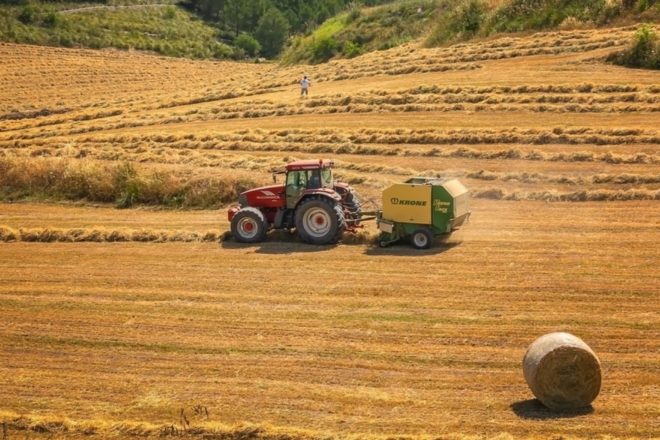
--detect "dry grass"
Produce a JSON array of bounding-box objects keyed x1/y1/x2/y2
[
  {"x1": 0, "y1": 225, "x2": 225, "y2": 243},
  {"x1": 0, "y1": 23, "x2": 659, "y2": 440},
  {"x1": 1, "y1": 201, "x2": 658, "y2": 440},
  {"x1": 0, "y1": 157, "x2": 264, "y2": 208}
]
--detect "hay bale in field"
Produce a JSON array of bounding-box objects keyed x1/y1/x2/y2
[{"x1": 523, "y1": 332, "x2": 601, "y2": 410}]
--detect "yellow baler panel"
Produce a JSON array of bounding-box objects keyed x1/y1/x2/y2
[{"x1": 382, "y1": 184, "x2": 431, "y2": 224}]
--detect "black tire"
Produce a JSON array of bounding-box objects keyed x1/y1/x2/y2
[
  {"x1": 230, "y1": 207, "x2": 268, "y2": 243},
  {"x1": 295, "y1": 196, "x2": 346, "y2": 245},
  {"x1": 411, "y1": 228, "x2": 433, "y2": 249}
]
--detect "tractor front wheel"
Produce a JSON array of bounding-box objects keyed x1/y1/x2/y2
[
  {"x1": 411, "y1": 228, "x2": 433, "y2": 250},
  {"x1": 230, "y1": 207, "x2": 268, "y2": 243},
  {"x1": 295, "y1": 197, "x2": 345, "y2": 245}
]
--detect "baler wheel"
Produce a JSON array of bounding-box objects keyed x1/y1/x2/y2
[{"x1": 411, "y1": 228, "x2": 433, "y2": 250}]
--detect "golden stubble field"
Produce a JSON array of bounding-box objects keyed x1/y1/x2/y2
[{"x1": 0, "y1": 24, "x2": 659, "y2": 439}]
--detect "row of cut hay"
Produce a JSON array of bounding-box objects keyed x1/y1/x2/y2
[
  {"x1": 7, "y1": 138, "x2": 657, "y2": 167},
  {"x1": 0, "y1": 226, "x2": 228, "y2": 243},
  {"x1": 307, "y1": 91, "x2": 659, "y2": 107},
  {"x1": 0, "y1": 157, "x2": 264, "y2": 208},
  {"x1": 6, "y1": 107, "x2": 659, "y2": 142},
  {"x1": 309, "y1": 33, "x2": 629, "y2": 83},
  {"x1": 337, "y1": 162, "x2": 660, "y2": 187},
  {"x1": 404, "y1": 84, "x2": 653, "y2": 95},
  {"x1": 1, "y1": 411, "x2": 328, "y2": 440},
  {"x1": 13, "y1": 91, "x2": 660, "y2": 142},
  {"x1": 7, "y1": 126, "x2": 656, "y2": 147},
  {"x1": 1, "y1": 108, "x2": 125, "y2": 133},
  {"x1": 473, "y1": 188, "x2": 660, "y2": 202},
  {"x1": 187, "y1": 142, "x2": 660, "y2": 165},
  {"x1": 13, "y1": 144, "x2": 655, "y2": 189},
  {"x1": 466, "y1": 170, "x2": 660, "y2": 186}
]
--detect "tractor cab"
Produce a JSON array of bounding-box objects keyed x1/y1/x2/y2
[{"x1": 280, "y1": 160, "x2": 334, "y2": 209}]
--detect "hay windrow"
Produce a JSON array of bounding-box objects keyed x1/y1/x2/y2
[
  {"x1": 1, "y1": 412, "x2": 327, "y2": 440},
  {"x1": 473, "y1": 188, "x2": 660, "y2": 202},
  {"x1": 0, "y1": 226, "x2": 224, "y2": 243}
]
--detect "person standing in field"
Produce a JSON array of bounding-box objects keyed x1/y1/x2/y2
[{"x1": 300, "y1": 75, "x2": 310, "y2": 97}]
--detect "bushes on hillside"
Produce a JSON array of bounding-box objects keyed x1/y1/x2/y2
[
  {"x1": 311, "y1": 35, "x2": 340, "y2": 63},
  {"x1": 17, "y1": 4, "x2": 37, "y2": 24},
  {"x1": 609, "y1": 25, "x2": 660, "y2": 69},
  {"x1": 234, "y1": 33, "x2": 261, "y2": 57},
  {"x1": 0, "y1": 5, "x2": 233, "y2": 60},
  {"x1": 427, "y1": 0, "x2": 486, "y2": 46},
  {"x1": 426, "y1": 0, "x2": 659, "y2": 47},
  {"x1": 484, "y1": 0, "x2": 607, "y2": 33}
]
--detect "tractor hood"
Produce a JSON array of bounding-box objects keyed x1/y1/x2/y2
[{"x1": 240, "y1": 184, "x2": 285, "y2": 208}]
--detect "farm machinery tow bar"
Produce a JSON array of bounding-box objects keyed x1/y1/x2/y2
[{"x1": 228, "y1": 159, "x2": 470, "y2": 249}]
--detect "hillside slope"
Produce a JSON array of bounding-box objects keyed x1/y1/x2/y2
[
  {"x1": 282, "y1": 0, "x2": 659, "y2": 64},
  {"x1": 0, "y1": 0, "x2": 232, "y2": 58},
  {"x1": 0, "y1": 0, "x2": 657, "y2": 62}
]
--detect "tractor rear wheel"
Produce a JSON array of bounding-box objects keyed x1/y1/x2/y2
[
  {"x1": 295, "y1": 197, "x2": 345, "y2": 245},
  {"x1": 231, "y1": 207, "x2": 268, "y2": 243},
  {"x1": 411, "y1": 228, "x2": 433, "y2": 249}
]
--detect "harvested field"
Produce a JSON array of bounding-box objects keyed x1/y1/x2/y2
[
  {"x1": 0, "y1": 24, "x2": 659, "y2": 439},
  {"x1": 1, "y1": 201, "x2": 658, "y2": 440}
]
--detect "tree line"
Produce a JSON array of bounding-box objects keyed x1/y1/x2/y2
[{"x1": 184, "y1": 0, "x2": 394, "y2": 57}]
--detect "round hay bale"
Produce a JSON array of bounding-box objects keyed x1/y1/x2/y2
[{"x1": 523, "y1": 332, "x2": 601, "y2": 410}]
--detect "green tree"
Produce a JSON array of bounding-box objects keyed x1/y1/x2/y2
[
  {"x1": 235, "y1": 32, "x2": 261, "y2": 57},
  {"x1": 18, "y1": 4, "x2": 37, "y2": 24},
  {"x1": 625, "y1": 25, "x2": 659, "y2": 68},
  {"x1": 311, "y1": 35, "x2": 338, "y2": 63},
  {"x1": 255, "y1": 7, "x2": 289, "y2": 57}
]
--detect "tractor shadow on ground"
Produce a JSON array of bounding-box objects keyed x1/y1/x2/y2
[
  {"x1": 220, "y1": 231, "x2": 336, "y2": 254},
  {"x1": 363, "y1": 241, "x2": 462, "y2": 256},
  {"x1": 510, "y1": 399, "x2": 594, "y2": 420}
]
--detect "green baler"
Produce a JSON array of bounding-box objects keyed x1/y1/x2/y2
[{"x1": 376, "y1": 177, "x2": 470, "y2": 249}]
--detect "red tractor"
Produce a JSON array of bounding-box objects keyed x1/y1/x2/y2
[{"x1": 228, "y1": 160, "x2": 361, "y2": 245}]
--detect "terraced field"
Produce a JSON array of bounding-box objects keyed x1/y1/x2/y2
[{"x1": 0, "y1": 24, "x2": 658, "y2": 439}]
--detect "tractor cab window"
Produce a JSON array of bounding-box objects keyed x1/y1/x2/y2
[
  {"x1": 307, "y1": 170, "x2": 321, "y2": 189},
  {"x1": 321, "y1": 168, "x2": 332, "y2": 187},
  {"x1": 287, "y1": 169, "x2": 327, "y2": 191},
  {"x1": 286, "y1": 170, "x2": 306, "y2": 190}
]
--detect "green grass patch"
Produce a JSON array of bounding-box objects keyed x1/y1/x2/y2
[
  {"x1": 280, "y1": 14, "x2": 348, "y2": 65},
  {"x1": 281, "y1": 0, "x2": 438, "y2": 65}
]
